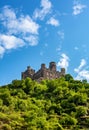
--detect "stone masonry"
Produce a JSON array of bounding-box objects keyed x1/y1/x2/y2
[{"x1": 21, "y1": 62, "x2": 65, "y2": 81}]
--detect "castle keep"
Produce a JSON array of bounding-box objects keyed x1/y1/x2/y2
[{"x1": 21, "y1": 62, "x2": 65, "y2": 81}]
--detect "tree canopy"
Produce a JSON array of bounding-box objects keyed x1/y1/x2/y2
[{"x1": 0, "y1": 76, "x2": 89, "y2": 129}]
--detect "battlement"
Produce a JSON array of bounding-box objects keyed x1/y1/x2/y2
[{"x1": 21, "y1": 62, "x2": 65, "y2": 81}]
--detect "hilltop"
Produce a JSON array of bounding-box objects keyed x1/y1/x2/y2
[{"x1": 0, "y1": 75, "x2": 89, "y2": 130}]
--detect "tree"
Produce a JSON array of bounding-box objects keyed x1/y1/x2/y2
[
  {"x1": 82, "y1": 79, "x2": 87, "y2": 84},
  {"x1": 76, "y1": 106, "x2": 87, "y2": 117},
  {"x1": 65, "y1": 74, "x2": 73, "y2": 81}
]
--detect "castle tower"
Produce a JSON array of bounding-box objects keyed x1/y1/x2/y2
[
  {"x1": 27, "y1": 66, "x2": 31, "y2": 70},
  {"x1": 41, "y1": 63, "x2": 46, "y2": 70},
  {"x1": 60, "y1": 68, "x2": 65, "y2": 75},
  {"x1": 21, "y1": 66, "x2": 35, "y2": 79},
  {"x1": 49, "y1": 62, "x2": 56, "y2": 71}
]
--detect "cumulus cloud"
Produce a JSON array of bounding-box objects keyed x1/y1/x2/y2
[
  {"x1": 74, "y1": 59, "x2": 89, "y2": 81},
  {"x1": 57, "y1": 53, "x2": 69, "y2": 70},
  {"x1": 0, "y1": 6, "x2": 16, "y2": 20},
  {"x1": 33, "y1": 0, "x2": 52, "y2": 20},
  {"x1": 24, "y1": 35, "x2": 38, "y2": 46},
  {"x1": 0, "y1": 2, "x2": 61, "y2": 58},
  {"x1": 0, "y1": 6, "x2": 40, "y2": 57},
  {"x1": 73, "y1": 1, "x2": 86, "y2": 15},
  {"x1": 47, "y1": 17, "x2": 60, "y2": 26},
  {"x1": 0, "y1": 6, "x2": 39, "y2": 35},
  {"x1": 0, "y1": 34, "x2": 25, "y2": 49}
]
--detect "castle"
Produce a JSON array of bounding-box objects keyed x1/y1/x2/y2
[{"x1": 21, "y1": 62, "x2": 65, "y2": 82}]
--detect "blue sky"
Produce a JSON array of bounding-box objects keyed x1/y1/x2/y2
[{"x1": 0, "y1": 0, "x2": 89, "y2": 85}]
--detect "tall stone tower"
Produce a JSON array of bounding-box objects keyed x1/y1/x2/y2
[
  {"x1": 49, "y1": 62, "x2": 56, "y2": 71},
  {"x1": 22, "y1": 66, "x2": 35, "y2": 79},
  {"x1": 41, "y1": 63, "x2": 46, "y2": 70},
  {"x1": 60, "y1": 68, "x2": 65, "y2": 76}
]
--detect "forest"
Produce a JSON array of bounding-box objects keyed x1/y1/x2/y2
[{"x1": 0, "y1": 74, "x2": 89, "y2": 130}]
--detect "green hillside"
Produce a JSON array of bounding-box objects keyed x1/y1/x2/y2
[{"x1": 0, "y1": 75, "x2": 89, "y2": 130}]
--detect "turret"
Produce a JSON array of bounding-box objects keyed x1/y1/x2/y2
[
  {"x1": 61, "y1": 68, "x2": 65, "y2": 75},
  {"x1": 41, "y1": 63, "x2": 46, "y2": 70},
  {"x1": 27, "y1": 66, "x2": 31, "y2": 70},
  {"x1": 21, "y1": 66, "x2": 35, "y2": 79},
  {"x1": 49, "y1": 62, "x2": 56, "y2": 71}
]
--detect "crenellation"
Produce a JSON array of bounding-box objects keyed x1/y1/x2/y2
[{"x1": 21, "y1": 62, "x2": 65, "y2": 81}]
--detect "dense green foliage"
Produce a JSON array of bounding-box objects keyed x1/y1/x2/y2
[{"x1": 0, "y1": 75, "x2": 89, "y2": 130}]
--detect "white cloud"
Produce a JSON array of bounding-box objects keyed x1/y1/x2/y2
[
  {"x1": 0, "y1": 5, "x2": 16, "y2": 20},
  {"x1": 24, "y1": 35, "x2": 38, "y2": 46},
  {"x1": 73, "y1": 2, "x2": 86, "y2": 15},
  {"x1": 0, "y1": 34, "x2": 25, "y2": 50},
  {"x1": 74, "y1": 59, "x2": 89, "y2": 81},
  {"x1": 79, "y1": 59, "x2": 86, "y2": 69},
  {"x1": 18, "y1": 16, "x2": 39, "y2": 35},
  {"x1": 0, "y1": 6, "x2": 39, "y2": 35},
  {"x1": 41, "y1": 0, "x2": 52, "y2": 9},
  {"x1": 47, "y1": 17, "x2": 60, "y2": 26},
  {"x1": 33, "y1": 0, "x2": 52, "y2": 20},
  {"x1": 75, "y1": 70, "x2": 89, "y2": 81},
  {"x1": 74, "y1": 59, "x2": 86, "y2": 73},
  {"x1": 0, "y1": 6, "x2": 40, "y2": 58},
  {"x1": 57, "y1": 53, "x2": 69, "y2": 70}
]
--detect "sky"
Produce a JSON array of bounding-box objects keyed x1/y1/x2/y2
[{"x1": 0, "y1": 0, "x2": 89, "y2": 85}]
